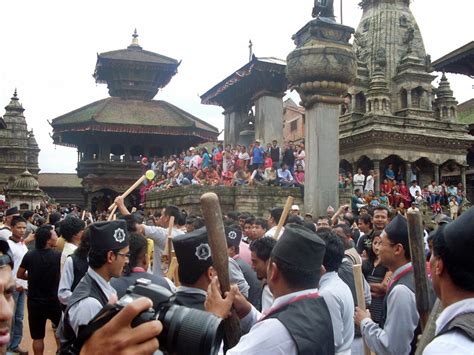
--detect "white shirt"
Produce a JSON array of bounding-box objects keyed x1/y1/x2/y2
[
  {"x1": 353, "y1": 173, "x2": 365, "y2": 187},
  {"x1": 143, "y1": 225, "x2": 184, "y2": 275},
  {"x1": 58, "y1": 256, "x2": 75, "y2": 305},
  {"x1": 264, "y1": 226, "x2": 284, "y2": 239},
  {"x1": 227, "y1": 289, "x2": 319, "y2": 354},
  {"x1": 261, "y1": 284, "x2": 273, "y2": 312},
  {"x1": 360, "y1": 263, "x2": 419, "y2": 355},
  {"x1": 61, "y1": 242, "x2": 77, "y2": 274},
  {"x1": 364, "y1": 174, "x2": 375, "y2": 192},
  {"x1": 423, "y1": 298, "x2": 474, "y2": 354},
  {"x1": 68, "y1": 268, "x2": 116, "y2": 336},
  {"x1": 319, "y1": 271, "x2": 354, "y2": 354},
  {"x1": 7, "y1": 238, "x2": 28, "y2": 289},
  {"x1": 409, "y1": 185, "x2": 422, "y2": 199}
]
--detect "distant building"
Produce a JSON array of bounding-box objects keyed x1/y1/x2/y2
[
  {"x1": 38, "y1": 173, "x2": 83, "y2": 206},
  {"x1": 50, "y1": 31, "x2": 219, "y2": 211},
  {"x1": 282, "y1": 98, "x2": 305, "y2": 144},
  {"x1": 0, "y1": 90, "x2": 40, "y2": 190}
]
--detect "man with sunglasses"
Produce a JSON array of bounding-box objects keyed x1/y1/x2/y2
[{"x1": 58, "y1": 220, "x2": 130, "y2": 353}]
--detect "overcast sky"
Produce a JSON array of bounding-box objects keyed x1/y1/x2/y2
[{"x1": 1, "y1": 0, "x2": 472, "y2": 173}]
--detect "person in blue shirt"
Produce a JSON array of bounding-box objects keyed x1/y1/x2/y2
[
  {"x1": 201, "y1": 148, "x2": 210, "y2": 169},
  {"x1": 252, "y1": 140, "x2": 265, "y2": 170}
]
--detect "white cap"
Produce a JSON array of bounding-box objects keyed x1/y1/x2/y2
[{"x1": 291, "y1": 205, "x2": 300, "y2": 211}]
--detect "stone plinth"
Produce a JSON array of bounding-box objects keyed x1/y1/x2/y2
[
  {"x1": 145, "y1": 186, "x2": 303, "y2": 217},
  {"x1": 287, "y1": 17, "x2": 356, "y2": 217}
]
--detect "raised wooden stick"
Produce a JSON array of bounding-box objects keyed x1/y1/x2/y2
[
  {"x1": 273, "y1": 196, "x2": 294, "y2": 239},
  {"x1": 415, "y1": 299, "x2": 443, "y2": 355},
  {"x1": 407, "y1": 210, "x2": 431, "y2": 331},
  {"x1": 353, "y1": 264, "x2": 371, "y2": 355},
  {"x1": 107, "y1": 175, "x2": 146, "y2": 211},
  {"x1": 81, "y1": 210, "x2": 86, "y2": 220},
  {"x1": 201, "y1": 192, "x2": 241, "y2": 349},
  {"x1": 107, "y1": 205, "x2": 117, "y2": 221},
  {"x1": 163, "y1": 216, "x2": 175, "y2": 260}
]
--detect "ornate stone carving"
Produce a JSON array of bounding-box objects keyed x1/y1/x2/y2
[
  {"x1": 312, "y1": 0, "x2": 335, "y2": 19},
  {"x1": 287, "y1": 19, "x2": 356, "y2": 107},
  {"x1": 375, "y1": 48, "x2": 387, "y2": 68}
]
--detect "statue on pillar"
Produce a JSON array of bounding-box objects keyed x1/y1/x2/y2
[{"x1": 312, "y1": 0, "x2": 335, "y2": 20}]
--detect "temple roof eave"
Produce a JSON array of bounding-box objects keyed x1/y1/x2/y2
[
  {"x1": 200, "y1": 57, "x2": 288, "y2": 108},
  {"x1": 432, "y1": 41, "x2": 474, "y2": 77}
]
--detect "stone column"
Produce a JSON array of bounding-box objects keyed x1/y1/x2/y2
[
  {"x1": 253, "y1": 92, "x2": 284, "y2": 146},
  {"x1": 407, "y1": 89, "x2": 412, "y2": 108},
  {"x1": 223, "y1": 106, "x2": 247, "y2": 147},
  {"x1": 405, "y1": 162, "x2": 412, "y2": 183},
  {"x1": 287, "y1": 16, "x2": 356, "y2": 217},
  {"x1": 434, "y1": 164, "x2": 440, "y2": 185},
  {"x1": 373, "y1": 159, "x2": 381, "y2": 195},
  {"x1": 461, "y1": 165, "x2": 467, "y2": 190}
]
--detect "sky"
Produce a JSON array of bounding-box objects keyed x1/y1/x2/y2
[{"x1": 0, "y1": 0, "x2": 473, "y2": 173}]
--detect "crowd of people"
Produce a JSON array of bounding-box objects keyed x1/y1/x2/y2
[
  {"x1": 139, "y1": 140, "x2": 305, "y2": 195},
  {"x1": 0, "y1": 194, "x2": 472, "y2": 355},
  {"x1": 345, "y1": 165, "x2": 469, "y2": 220}
]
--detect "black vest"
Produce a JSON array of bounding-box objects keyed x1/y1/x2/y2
[
  {"x1": 437, "y1": 312, "x2": 474, "y2": 341},
  {"x1": 59, "y1": 273, "x2": 109, "y2": 354},
  {"x1": 265, "y1": 294, "x2": 335, "y2": 355},
  {"x1": 174, "y1": 290, "x2": 206, "y2": 310},
  {"x1": 380, "y1": 267, "x2": 419, "y2": 354},
  {"x1": 270, "y1": 147, "x2": 280, "y2": 162},
  {"x1": 70, "y1": 254, "x2": 88, "y2": 292}
]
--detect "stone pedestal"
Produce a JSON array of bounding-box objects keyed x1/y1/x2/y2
[
  {"x1": 287, "y1": 17, "x2": 356, "y2": 216},
  {"x1": 254, "y1": 93, "x2": 284, "y2": 146},
  {"x1": 224, "y1": 107, "x2": 247, "y2": 147}
]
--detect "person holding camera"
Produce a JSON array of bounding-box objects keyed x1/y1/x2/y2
[
  {"x1": 205, "y1": 224, "x2": 335, "y2": 354},
  {"x1": 57, "y1": 220, "x2": 130, "y2": 353}
]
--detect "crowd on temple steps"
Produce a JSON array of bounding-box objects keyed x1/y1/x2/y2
[{"x1": 0, "y1": 188, "x2": 472, "y2": 355}]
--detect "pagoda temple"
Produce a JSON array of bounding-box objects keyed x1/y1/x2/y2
[
  {"x1": 339, "y1": 0, "x2": 474, "y2": 191},
  {"x1": 201, "y1": 55, "x2": 288, "y2": 147},
  {"x1": 51, "y1": 31, "x2": 219, "y2": 211},
  {"x1": 0, "y1": 90, "x2": 40, "y2": 190}
]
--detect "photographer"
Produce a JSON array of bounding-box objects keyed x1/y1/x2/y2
[{"x1": 57, "y1": 220, "x2": 130, "y2": 353}]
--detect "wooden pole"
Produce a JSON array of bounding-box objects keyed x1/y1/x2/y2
[
  {"x1": 163, "y1": 216, "x2": 175, "y2": 260},
  {"x1": 107, "y1": 175, "x2": 146, "y2": 211},
  {"x1": 353, "y1": 264, "x2": 371, "y2": 355},
  {"x1": 107, "y1": 205, "x2": 117, "y2": 221},
  {"x1": 415, "y1": 299, "x2": 443, "y2": 355},
  {"x1": 273, "y1": 196, "x2": 294, "y2": 239},
  {"x1": 406, "y1": 210, "x2": 430, "y2": 331},
  {"x1": 81, "y1": 210, "x2": 86, "y2": 221},
  {"x1": 201, "y1": 192, "x2": 241, "y2": 349}
]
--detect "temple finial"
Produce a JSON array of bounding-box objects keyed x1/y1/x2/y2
[
  {"x1": 130, "y1": 28, "x2": 140, "y2": 47},
  {"x1": 13, "y1": 88, "x2": 18, "y2": 98}
]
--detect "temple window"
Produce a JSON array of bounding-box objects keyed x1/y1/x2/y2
[
  {"x1": 400, "y1": 88, "x2": 408, "y2": 109},
  {"x1": 355, "y1": 92, "x2": 367, "y2": 113}
]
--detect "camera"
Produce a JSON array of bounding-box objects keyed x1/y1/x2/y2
[{"x1": 93, "y1": 279, "x2": 224, "y2": 355}]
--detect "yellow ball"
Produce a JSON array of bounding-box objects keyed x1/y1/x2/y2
[{"x1": 145, "y1": 170, "x2": 155, "y2": 180}]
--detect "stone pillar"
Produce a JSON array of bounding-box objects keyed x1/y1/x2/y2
[
  {"x1": 286, "y1": 15, "x2": 356, "y2": 217},
  {"x1": 223, "y1": 106, "x2": 247, "y2": 147},
  {"x1": 253, "y1": 92, "x2": 284, "y2": 146},
  {"x1": 434, "y1": 164, "x2": 440, "y2": 185},
  {"x1": 461, "y1": 165, "x2": 467, "y2": 190},
  {"x1": 374, "y1": 159, "x2": 381, "y2": 195},
  {"x1": 407, "y1": 89, "x2": 412, "y2": 108},
  {"x1": 405, "y1": 162, "x2": 412, "y2": 183}
]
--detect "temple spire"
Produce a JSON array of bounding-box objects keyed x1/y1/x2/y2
[{"x1": 128, "y1": 28, "x2": 142, "y2": 49}]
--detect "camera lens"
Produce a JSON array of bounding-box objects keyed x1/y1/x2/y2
[{"x1": 159, "y1": 305, "x2": 224, "y2": 355}]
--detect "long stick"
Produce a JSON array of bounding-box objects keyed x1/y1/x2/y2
[
  {"x1": 407, "y1": 210, "x2": 430, "y2": 331},
  {"x1": 273, "y1": 196, "x2": 294, "y2": 239},
  {"x1": 415, "y1": 299, "x2": 443, "y2": 355},
  {"x1": 201, "y1": 192, "x2": 241, "y2": 349},
  {"x1": 107, "y1": 175, "x2": 146, "y2": 211},
  {"x1": 107, "y1": 205, "x2": 117, "y2": 221},
  {"x1": 353, "y1": 264, "x2": 371, "y2": 355},
  {"x1": 163, "y1": 216, "x2": 175, "y2": 260},
  {"x1": 81, "y1": 210, "x2": 86, "y2": 221}
]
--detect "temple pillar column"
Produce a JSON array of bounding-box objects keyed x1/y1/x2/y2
[
  {"x1": 434, "y1": 164, "x2": 440, "y2": 185},
  {"x1": 287, "y1": 16, "x2": 356, "y2": 217},
  {"x1": 407, "y1": 89, "x2": 412, "y2": 108},
  {"x1": 461, "y1": 165, "x2": 467, "y2": 190},
  {"x1": 406, "y1": 162, "x2": 412, "y2": 183},
  {"x1": 373, "y1": 159, "x2": 381, "y2": 195},
  {"x1": 223, "y1": 106, "x2": 247, "y2": 147},
  {"x1": 253, "y1": 92, "x2": 284, "y2": 146}
]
